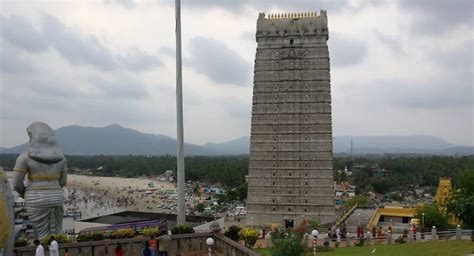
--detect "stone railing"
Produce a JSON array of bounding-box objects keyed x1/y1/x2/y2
[{"x1": 13, "y1": 232, "x2": 259, "y2": 256}]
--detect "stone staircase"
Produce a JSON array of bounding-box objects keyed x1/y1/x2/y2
[{"x1": 344, "y1": 208, "x2": 375, "y2": 233}]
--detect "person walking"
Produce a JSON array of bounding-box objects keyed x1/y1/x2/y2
[
  {"x1": 115, "y1": 243, "x2": 124, "y2": 256},
  {"x1": 149, "y1": 235, "x2": 157, "y2": 256},
  {"x1": 49, "y1": 236, "x2": 59, "y2": 256},
  {"x1": 157, "y1": 231, "x2": 171, "y2": 256},
  {"x1": 141, "y1": 243, "x2": 152, "y2": 256},
  {"x1": 34, "y1": 239, "x2": 44, "y2": 256},
  {"x1": 336, "y1": 227, "x2": 342, "y2": 244}
]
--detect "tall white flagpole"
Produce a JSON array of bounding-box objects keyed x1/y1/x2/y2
[{"x1": 175, "y1": 0, "x2": 185, "y2": 225}]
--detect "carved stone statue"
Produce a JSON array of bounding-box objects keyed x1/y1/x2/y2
[
  {"x1": 0, "y1": 167, "x2": 15, "y2": 255},
  {"x1": 13, "y1": 122, "x2": 67, "y2": 239}
]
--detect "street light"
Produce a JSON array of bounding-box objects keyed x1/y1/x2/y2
[
  {"x1": 311, "y1": 229, "x2": 319, "y2": 256},
  {"x1": 206, "y1": 237, "x2": 214, "y2": 256},
  {"x1": 213, "y1": 202, "x2": 218, "y2": 220},
  {"x1": 422, "y1": 213, "x2": 425, "y2": 228},
  {"x1": 358, "y1": 213, "x2": 361, "y2": 226}
]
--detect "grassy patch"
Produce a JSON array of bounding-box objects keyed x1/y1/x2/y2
[{"x1": 255, "y1": 240, "x2": 474, "y2": 256}]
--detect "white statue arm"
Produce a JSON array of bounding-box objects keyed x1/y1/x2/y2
[
  {"x1": 59, "y1": 160, "x2": 67, "y2": 187},
  {"x1": 13, "y1": 153, "x2": 28, "y2": 197}
]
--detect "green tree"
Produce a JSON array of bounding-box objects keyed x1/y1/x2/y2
[
  {"x1": 224, "y1": 225, "x2": 242, "y2": 241},
  {"x1": 343, "y1": 195, "x2": 371, "y2": 213},
  {"x1": 270, "y1": 232, "x2": 305, "y2": 256},
  {"x1": 307, "y1": 219, "x2": 322, "y2": 230},
  {"x1": 415, "y1": 205, "x2": 450, "y2": 230},
  {"x1": 195, "y1": 203, "x2": 205, "y2": 213},
  {"x1": 193, "y1": 184, "x2": 201, "y2": 196},
  {"x1": 447, "y1": 169, "x2": 474, "y2": 228}
]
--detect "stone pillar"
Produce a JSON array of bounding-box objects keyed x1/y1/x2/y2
[
  {"x1": 431, "y1": 226, "x2": 437, "y2": 241},
  {"x1": 324, "y1": 234, "x2": 330, "y2": 250},
  {"x1": 387, "y1": 231, "x2": 392, "y2": 244},
  {"x1": 366, "y1": 232, "x2": 372, "y2": 246},
  {"x1": 456, "y1": 225, "x2": 461, "y2": 240},
  {"x1": 408, "y1": 230, "x2": 414, "y2": 243},
  {"x1": 416, "y1": 231, "x2": 421, "y2": 241},
  {"x1": 346, "y1": 233, "x2": 351, "y2": 247}
]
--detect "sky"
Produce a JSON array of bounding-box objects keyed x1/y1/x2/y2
[{"x1": 0, "y1": 0, "x2": 473, "y2": 148}]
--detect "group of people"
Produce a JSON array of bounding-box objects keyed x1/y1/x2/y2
[
  {"x1": 114, "y1": 232, "x2": 171, "y2": 256},
  {"x1": 64, "y1": 185, "x2": 139, "y2": 219},
  {"x1": 33, "y1": 233, "x2": 171, "y2": 256},
  {"x1": 33, "y1": 236, "x2": 61, "y2": 256}
]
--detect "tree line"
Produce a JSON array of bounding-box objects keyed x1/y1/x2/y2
[{"x1": 0, "y1": 154, "x2": 472, "y2": 191}]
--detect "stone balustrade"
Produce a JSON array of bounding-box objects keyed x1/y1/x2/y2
[{"x1": 13, "y1": 232, "x2": 258, "y2": 256}]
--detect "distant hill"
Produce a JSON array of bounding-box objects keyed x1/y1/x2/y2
[
  {"x1": 0, "y1": 125, "x2": 472, "y2": 156},
  {"x1": 204, "y1": 136, "x2": 250, "y2": 155},
  {"x1": 332, "y1": 135, "x2": 473, "y2": 155},
  {"x1": 1, "y1": 124, "x2": 216, "y2": 156},
  {"x1": 205, "y1": 135, "x2": 472, "y2": 155}
]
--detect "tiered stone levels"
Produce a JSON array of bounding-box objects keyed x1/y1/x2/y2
[{"x1": 247, "y1": 11, "x2": 335, "y2": 227}]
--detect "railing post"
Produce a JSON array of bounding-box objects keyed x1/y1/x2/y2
[
  {"x1": 456, "y1": 225, "x2": 461, "y2": 240},
  {"x1": 416, "y1": 231, "x2": 421, "y2": 241},
  {"x1": 431, "y1": 226, "x2": 437, "y2": 241},
  {"x1": 387, "y1": 231, "x2": 392, "y2": 244},
  {"x1": 366, "y1": 231, "x2": 372, "y2": 246},
  {"x1": 408, "y1": 230, "x2": 414, "y2": 243},
  {"x1": 346, "y1": 233, "x2": 351, "y2": 247}
]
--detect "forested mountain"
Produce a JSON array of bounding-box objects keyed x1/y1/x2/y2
[
  {"x1": 1, "y1": 124, "x2": 217, "y2": 155},
  {"x1": 1, "y1": 124, "x2": 472, "y2": 155}
]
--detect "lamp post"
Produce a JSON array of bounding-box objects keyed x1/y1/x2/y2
[
  {"x1": 422, "y1": 213, "x2": 425, "y2": 228},
  {"x1": 311, "y1": 229, "x2": 318, "y2": 256},
  {"x1": 213, "y1": 201, "x2": 218, "y2": 220},
  {"x1": 206, "y1": 237, "x2": 214, "y2": 256},
  {"x1": 358, "y1": 213, "x2": 361, "y2": 226}
]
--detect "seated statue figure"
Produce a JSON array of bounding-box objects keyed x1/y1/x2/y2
[{"x1": 13, "y1": 122, "x2": 67, "y2": 239}]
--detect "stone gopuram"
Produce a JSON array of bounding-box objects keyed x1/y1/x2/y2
[{"x1": 246, "y1": 11, "x2": 335, "y2": 228}]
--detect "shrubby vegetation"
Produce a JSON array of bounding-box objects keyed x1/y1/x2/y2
[
  {"x1": 415, "y1": 205, "x2": 451, "y2": 230},
  {"x1": 77, "y1": 231, "x2": 105, "y2": 242},
  {"x1": 238, "y1": 228, "x2": 259, "y2": 248},
  {"x1": 40, "y1": 234, "x2": 71, "y2": 246},
  {"x1": 141, "y1": 227, "x2": 161, "y2": 237},
  {"x1": 446, "y1": 169, "x2": 474, "y2": 228},
  {"x1": 224, "y1": 225, "x2": 242, "y2": 241},
  {"x1": 171, "y1": 224, "x2": 194, "y2": 235}
]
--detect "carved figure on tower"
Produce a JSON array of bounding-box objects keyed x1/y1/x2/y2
[{"x1": 13, "y1": 122, "x2": 67, "y2": 239}]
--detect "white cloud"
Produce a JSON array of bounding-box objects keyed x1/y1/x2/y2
[{"x1": 0, "y1": 0, "x2": 473, "y2": 148}]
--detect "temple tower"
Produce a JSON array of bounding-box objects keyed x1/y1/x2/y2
[{"x1": 246, "y1": 11, "x2": 335, "y2": 228}]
